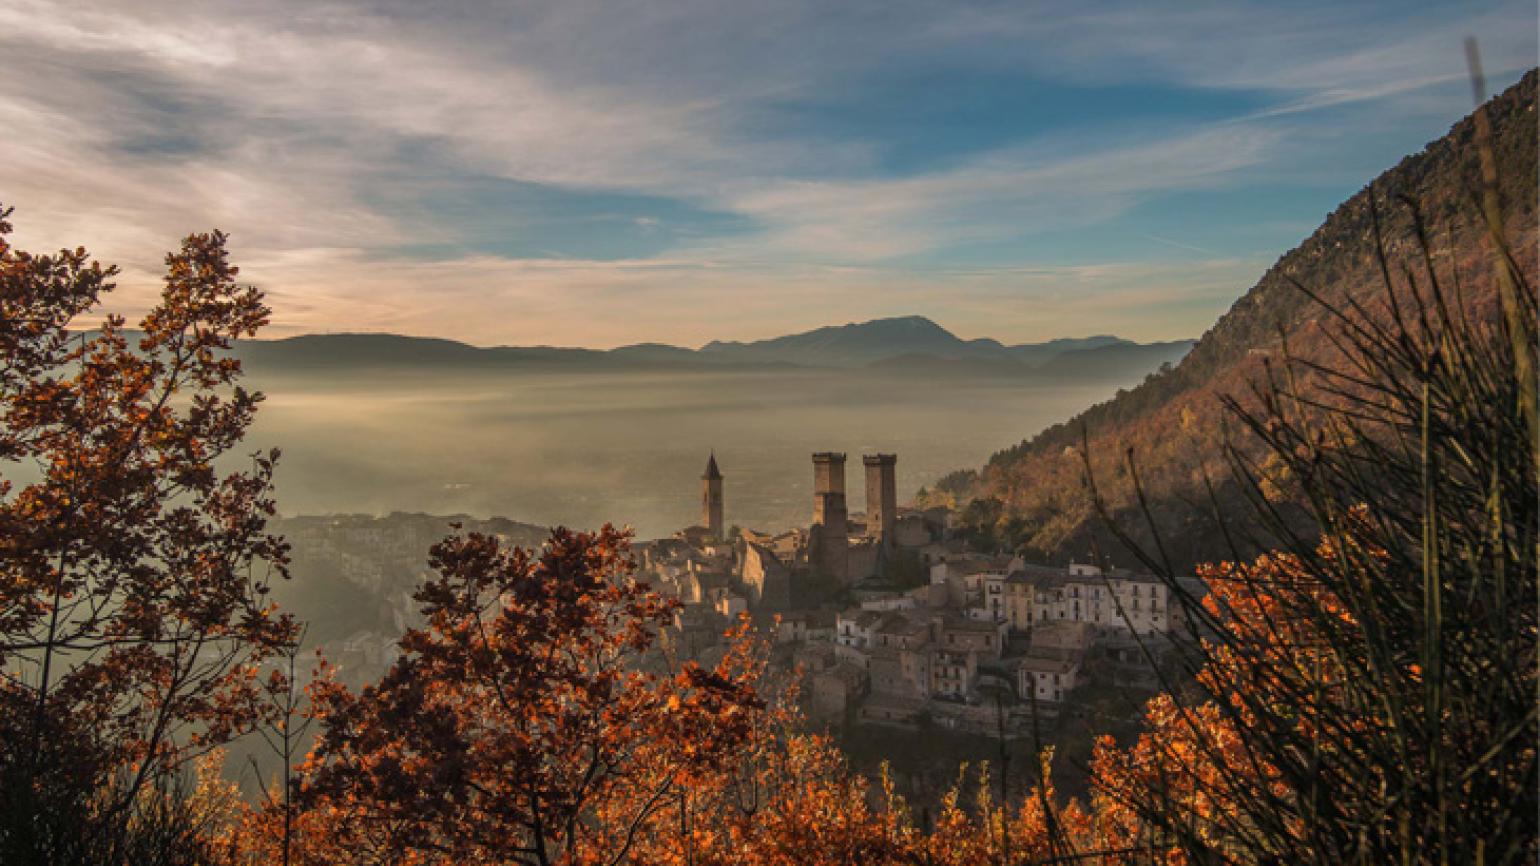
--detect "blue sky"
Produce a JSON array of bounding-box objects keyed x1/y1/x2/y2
[{"x1": 0, "y1": 0, "x2": 1533, "y2": 347}]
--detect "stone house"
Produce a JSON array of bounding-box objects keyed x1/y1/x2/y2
[
  {"x1": 1017, "y1": 652, "x2": 1082, "y2": 703},
  {"x1": 810, "y1": 663, "x2": 867, "y2": 719},
  {"x1": 930, "y1": 649, "x2": 977, "y2": 697},
  {"x1": 933, "y1": 613, "x2": 1008, "y2": 660}
]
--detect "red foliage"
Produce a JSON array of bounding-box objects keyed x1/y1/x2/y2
[
  {"x1": 293, "y1": 525, "x2": 765, "y2": 866},
  {"x1": 0, "y1": 203, "x2": 298, "y2": 852}
]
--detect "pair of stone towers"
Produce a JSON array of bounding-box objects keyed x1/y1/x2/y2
[
  {"x1": 698, "y1": 450, "x2": 897, "y2": 575},
  {"x1": 810, "y1": 451, "x2": 897, "y2": 582}
]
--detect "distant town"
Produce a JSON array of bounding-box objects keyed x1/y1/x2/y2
[
  {"x1": 269, "y1": 451, "x2": 1199, "y2": 741},
  {"x1": 635, "y1": 452, "x2": 1200, "y2": 738}
]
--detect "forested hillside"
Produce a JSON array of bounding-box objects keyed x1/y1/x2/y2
[{"x1": 934, "y1": 70, "x2": 1538, "y2": 570}]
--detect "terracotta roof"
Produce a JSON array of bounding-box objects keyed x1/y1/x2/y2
[
  {"x1": 939, "y1": 615, "x2": 1005, "y2": 634},
  {"x1": 1016, "y1": 653, "x2": 1081, "y2": 675},
  {"x1": 839, "y1": 609, "x2": 885, "y2": 628},
  {"x1": 1005, "y1": 564, "x2": 1066, "y2": 584},
  {"x1": 874, "y1": 612, "x2": 929, "y2": 636}
]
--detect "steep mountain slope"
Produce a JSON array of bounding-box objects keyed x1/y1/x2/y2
[{"x1": 936, "y1": 70, "x2": 1538, "y2": 570}]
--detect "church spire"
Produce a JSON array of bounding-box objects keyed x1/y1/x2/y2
[{"x1": 701, "y1": 451, "x2": 724, "y2": 541}]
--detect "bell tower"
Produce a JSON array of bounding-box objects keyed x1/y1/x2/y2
[{"x1": 702, "y1": 452, "x2": 724, "y2": 541}]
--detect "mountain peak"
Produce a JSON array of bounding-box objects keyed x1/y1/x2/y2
[
  {"x1": 697, "y1": 315, "x2": 971, "y2": 367},
  {"x1": 864, "y1": 314, "x2": 945, "y2": 329}
]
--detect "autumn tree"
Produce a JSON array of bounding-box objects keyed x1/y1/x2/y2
[
  {"x1": 662, "y1": 733, "x2": 912, "y2": 866},
  {"x1": 293, "y1": 525, "x2": 766, "y2": 866},
  {"x1": 0, "y1": 204, "x2": 298, "y2": 865}
]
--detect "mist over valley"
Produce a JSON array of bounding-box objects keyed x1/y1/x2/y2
[{"x1": 236, "y1": 317, "x2": 1192, "y2": 538}]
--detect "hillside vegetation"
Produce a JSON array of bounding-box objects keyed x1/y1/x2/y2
[{"x1": 934, "y1": 70, "x2": 1538, "y2": 571}]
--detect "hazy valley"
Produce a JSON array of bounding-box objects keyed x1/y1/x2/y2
[{"x1": 236, "y1": 319, "x2": 1191, "y2": 538}]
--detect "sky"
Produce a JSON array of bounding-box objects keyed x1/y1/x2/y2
[{"x1": 1, "y1": 0, "x2": 1534, "y2": 349}]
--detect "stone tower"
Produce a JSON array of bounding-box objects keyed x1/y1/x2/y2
[
  {"x1": 812, "y1": 451, "x2": 847, "y2": 525},
  {"x1": 702, "y1": 452, "x2": 724, "y2": 541},
  {"x1": 863, "y1": 453, "x2": 897, "y2": 549},
  {"x1": 810, "y1": 452, "x2": 849, "y2": 582}
]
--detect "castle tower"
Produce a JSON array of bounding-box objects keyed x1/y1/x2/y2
[
  {"x1": 702, "y1": 452, "x2": 724, "y2": 541},
  {"x1": 810, "y1": 452, "x2": 849, "y2": 582},
  {"x1": 863, "y1": 453, "x2": 897, "y2": 549},
  {"x1": 811, "y1": 452, "x2": 847, "y2": 526}
]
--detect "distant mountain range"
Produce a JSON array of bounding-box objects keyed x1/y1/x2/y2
[
  {"x1": 697, "y1": 315, "x2": 1130, "y2": 367},
  {"x1": 230, "y1": 317, "x2": 1194, "y2": 382}
]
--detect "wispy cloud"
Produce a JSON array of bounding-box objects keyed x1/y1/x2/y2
[
  {"x1": 0, "y1": 0, "x2": 1531, "y2": 347},
  {"x1": 1138, "y1": 233, "x2": 1222, "y2": 256},
  {"x1": 712, "y1": 125, "x2": 1277, "y2": 262}
]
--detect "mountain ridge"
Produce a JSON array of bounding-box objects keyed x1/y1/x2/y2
[
  {"x1": 699, "y1": 316, "x2": 1130, "y2": 368},
  {"x1": 224, "y1": 317, "x2": 1188, "y2": 379},
  {"x1": 934, "y1": 69, "x2": 1538, "y2": 570}
]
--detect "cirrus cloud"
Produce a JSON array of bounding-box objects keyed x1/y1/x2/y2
[{"x1": 0, "y1": 0, "x2": 1531, "y2": 346}]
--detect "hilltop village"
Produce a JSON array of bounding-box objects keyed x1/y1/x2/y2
[{"x1": 636, "y1": 453, "x2": 1194, "y2": 738}]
